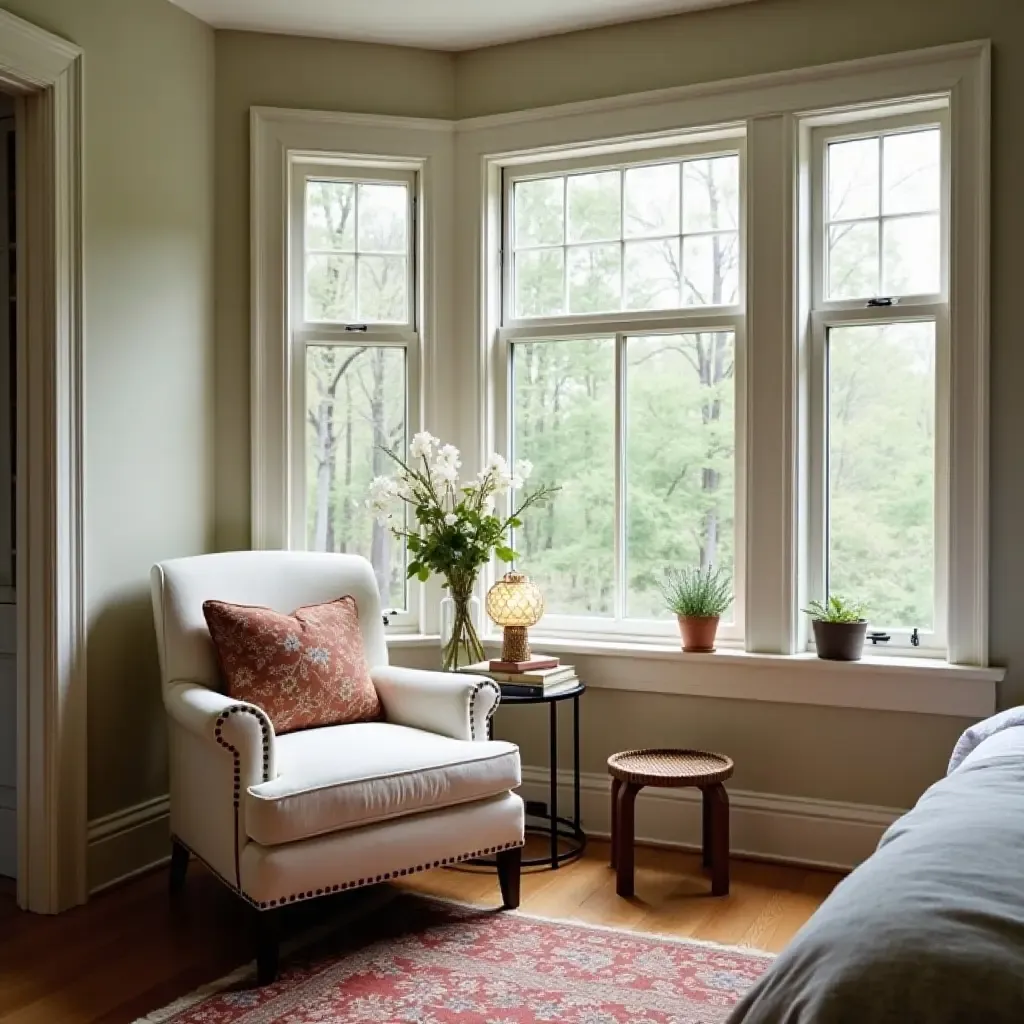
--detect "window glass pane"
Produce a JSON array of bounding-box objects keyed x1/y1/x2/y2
[
  {"x1": 357, "y1": 183, "x2": 407, "y2": 253},
  {"x1": 515, "y1": 248, "x2": 564, "y2": 318},
  {"x1": 882, "y1": 214, "x2": 940, "y2": 296},
  {"x1": 828, "y1": 321, "x2": 935, "y2": 630},
  {"x1": 827, "y1": 221, "x2": 879, "y2": 300},
  {"x1": 682, "y1": 156, "x2": 739, "y2": 234},
  {"x1": 306, "y1": 253, "x2": 355, "y2": 322},
  {"x1": 682, "y1": 232, "x2": 739, "y2": 306},
  {"x1": 357, "y1": 255, "x2": 408, "y2": 323},
  {"x1": 827, "y1": 137, "x2": 878, "y2": 221},
  {"x1": 514, "y1": 177, "x2": 564, "y2": 247},
  {"x1": 624, "y1": 163, "x2": 679, "y2": 239},
  {"x1": 512, "y1": 339, "x2": 615, "y2": 616},
  {"x1": 306, "y1": 180, "x2": 356, "y2": 250},
  {"x1": 567, "y1": 170, "x2": 621, "y2": 244},
  {"x1": 305, "y1": 346, "x2": 407, "y2": 610},
  {"x1": 567, "y1": 243, "x2": 621, "y2": 314},
  {"x1": 624, "y1": 239, "x2": 680, "y2": 310},
  {"x1": 883, "y1": 129, "x2": 940, "y2": 216},
  {"x1": 626, "y1": 332, "x2": 735, "y2": 620}
]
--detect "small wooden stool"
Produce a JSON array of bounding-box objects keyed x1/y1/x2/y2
[{"x1": 608, "y1": 748, "x2": 734, "y2": 898}]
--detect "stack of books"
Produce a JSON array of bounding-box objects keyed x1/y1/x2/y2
[{"x1": 459, "y1": 659, "x2": 579, "y2": 697}]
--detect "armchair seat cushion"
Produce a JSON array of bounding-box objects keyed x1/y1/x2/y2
[{"x1": 245, "y1": 722, "x2": 520, "y2": 846}]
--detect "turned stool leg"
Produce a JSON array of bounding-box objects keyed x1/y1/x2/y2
[
  {"x1": 610, "y1": 777, "x2": 622, "y2": 868},
  {"x1": 615, "y1": 782, "x2": 641, "y2": 898},
  {"x1": 705, "y1": 783, "x2": 730, "y2": 896}
]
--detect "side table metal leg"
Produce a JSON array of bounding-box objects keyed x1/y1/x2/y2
[
  {"x1": 707, "y1": 784, "x2": 730, "y2": 897},
  {"x1": 549, "y1": 700, "x2": 559, "y2": 869},
  {"x1": 610, "y1": 777, "x2": 622, "y2": 868},
  {"x1": 573, "y1": 694, "x2": 581, "y2": 830},
  {"x1": 615, "y1": 782, "x2": 641, "y2": 898}
]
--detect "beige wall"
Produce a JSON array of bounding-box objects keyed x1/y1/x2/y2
[
  {"x1": 445, "y1": 0, "x2": 1024, "y2": 789},
  {"x1": 213, "y1": 32, "x2": 455, "y2": 551},
  {"x1": 211, "y1": 0, "x2": 1022, "y2": 814},
  {"x1": 0, "y1": 0, "x2": 217, "y2": 821}
]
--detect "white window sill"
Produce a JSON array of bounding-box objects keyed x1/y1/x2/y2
[{"x1": 386, "y1": 634, "x2": 1002, "y2": 718}]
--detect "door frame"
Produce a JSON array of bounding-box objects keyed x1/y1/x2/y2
[{"x1": 0, "y1": 11, "x2": 86, "y2": 912}]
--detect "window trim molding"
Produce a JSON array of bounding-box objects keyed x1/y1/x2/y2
[
  {"x1": 251, "y1": 108, "x2": 456, "y2": 633},
  {"x1": 454, "y1": 39, "x2": 990, "y2": 665}
]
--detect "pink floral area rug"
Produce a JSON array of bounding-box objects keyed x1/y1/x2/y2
[{"x1": 136, "y1": 892, "x2": 773, "y2": 1023}]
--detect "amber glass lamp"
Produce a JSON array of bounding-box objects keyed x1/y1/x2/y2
[{"x1": 486, "y1": 571, "x2": 545, "y2": 665}]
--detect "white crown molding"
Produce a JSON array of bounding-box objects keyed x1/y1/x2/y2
[
  {"x1": 520, "y1": 767, "x2": 902, "y2": 871},
  {"x1": 0, "y1": 8, "x2": 87, "y2": 913},
  {"x1": 454, "y1": 39, "x2": 991, "y2": 133}
]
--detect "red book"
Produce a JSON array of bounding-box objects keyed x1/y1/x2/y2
[{"x1": 488, "y1": 656, "x2": 560, "y2": 673}]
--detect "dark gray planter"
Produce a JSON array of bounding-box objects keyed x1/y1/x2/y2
[{"x1": 812, "y1": 619, "x2": 868, "y2": 661}]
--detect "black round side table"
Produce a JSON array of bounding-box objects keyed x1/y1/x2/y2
[{"x1": 492, "y1": 681, "x2": 587, "y2": 869}]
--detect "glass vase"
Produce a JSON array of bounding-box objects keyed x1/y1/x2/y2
[{"x1": 440, "y1": 584, "x2": 485, "y2": 672}]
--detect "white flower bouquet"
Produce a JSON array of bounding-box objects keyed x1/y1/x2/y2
[{"x1": 368, "y1": 432, "x2": 557, "y2": 670}]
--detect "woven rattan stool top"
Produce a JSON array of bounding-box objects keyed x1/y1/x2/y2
[{"x1": 607, "y1": 748, "x2": 734, "y2": 788}]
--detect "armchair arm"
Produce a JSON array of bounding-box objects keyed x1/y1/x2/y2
[
  {"x1": 165, "y1": 681, "x2": 277, "y2": 785},
  {"x1": 371, "y1": 666, "x2": 500, "y2": 741}
]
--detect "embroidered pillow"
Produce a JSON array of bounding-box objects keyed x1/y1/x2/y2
[{"x1": 202, "y1": 596, "x2": 381, "y2": 734}]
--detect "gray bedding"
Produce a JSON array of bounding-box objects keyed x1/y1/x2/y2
[{"x1": 729, "y1": 749, "x2": 1024, "y2": 1022}]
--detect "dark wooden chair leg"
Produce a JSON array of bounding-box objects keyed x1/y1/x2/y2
[
  {"x1": 496, "y1": 845, "x2": 522, "y2": 909},
  {"x1": 615, "y1": 782, "x2": 641, "y2": 898},
  {"x1": 610, "y1": 777, "x2": 622, "y2": 869},
  {"x1": 707, "y1": 783, "x2": 731, "y2": 896},
  {"x1": 255, "y1": 909, "x2": 281, "y2": 986},
  {"x1": 169, "y1": 837, "x2": 190, "y2": 895},
  {"x1": 701, "y1": 786, "x2": 713, "y2": 869}
]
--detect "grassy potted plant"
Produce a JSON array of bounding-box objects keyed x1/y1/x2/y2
[
  {"x1": 803, "y1": 595, "x2": 867, "y2": 661},
  {"x1": 659, "y1": 566, "x2": 732, "y2": 653}
]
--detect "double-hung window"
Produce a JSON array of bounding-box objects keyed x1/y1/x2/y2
[
  {"x1": 499, "y1": 140, "x2": 746, "y2": 642},
  {"x1": 808, "y1": 109, "x2": 949, "y2": 652},
  {"x1": 289, "y1": 162, "x2": 419, "y2": 628}
]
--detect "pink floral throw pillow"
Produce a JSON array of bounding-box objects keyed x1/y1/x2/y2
[{"x1": 202, "y1": 596, "x2": 382, "y2": 735}]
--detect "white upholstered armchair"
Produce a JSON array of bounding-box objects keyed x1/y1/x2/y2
[{"x1": 151, "y1": 551, "x2": 524, "y2": 983}]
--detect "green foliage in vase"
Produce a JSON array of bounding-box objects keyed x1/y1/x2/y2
[
  {"x1": 658, "y1": 565, "x2": 732, "y2": 619},
  {"x1": 802, "y1": 595, "x2": 866, "y2": 623},
  {"x1": 367, "y1": 433, "x2": 558, "y2": 670}
]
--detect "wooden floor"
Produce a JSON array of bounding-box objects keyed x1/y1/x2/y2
[{"x1": 0, "y1": 840, "x2": 842, "y2": 1023}]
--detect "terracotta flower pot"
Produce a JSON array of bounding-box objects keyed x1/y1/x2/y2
[
  {"x1": 677, "y1": 614, "x2": 720, "y2": 653},
  {"x1": 812, "y1": 619, "x2": 868, "y2": 661}
]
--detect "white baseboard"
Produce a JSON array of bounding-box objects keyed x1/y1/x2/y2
[
  {"x1": 520, "y1": 767, "x2": 903, "y2": 871},
  {"x1": 87, "y1": 794, "x2": 170, "y2": 894},
  {"x1": 80, "y1": 769, "x2": 904, "y2": 896}
]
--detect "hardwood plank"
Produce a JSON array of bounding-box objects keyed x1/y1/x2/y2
[{"x1": 0, "y1": 843, "x2": 844, "y2": 1023}]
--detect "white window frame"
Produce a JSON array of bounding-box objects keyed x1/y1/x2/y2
[
  {"x1": 455, "y1": 40, "x2": 989, "y2": 670},
  {"x1": 251, "y1": 108, "x2": 455, "y2": 637},
  {"x1": 496, "y1": 138, "x2": 747, "y2": 644},
  {"x1": 288, "y1": 161, "x2": 420, "y2": 630},
  {"x1": 806, "y1": 107, "x2": 950, "y2": 655}
]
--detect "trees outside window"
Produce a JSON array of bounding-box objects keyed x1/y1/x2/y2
[
  {"x1": 811, "y1": 118, "x2": 946, "y2": 647},
  {"x1": 293, "y1": 169, "x2": 416, "y2": 617},
  {"x1": 504, "y1": 150, "x2": 742, "y2": 633}
]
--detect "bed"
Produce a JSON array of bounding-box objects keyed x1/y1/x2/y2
[{"x1": 729, "y1": 723, "x2": 1024, "y2": 1023}]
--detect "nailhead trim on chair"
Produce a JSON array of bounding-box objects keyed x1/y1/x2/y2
[
  {"x1": 213, "y1": 705, "x2": 272, "y2": 887},
  {"x1": 172, "y1": 833, "x2": 524, "y2": 912},
  {"x1": 468, "y1": 680, "x2": 501, "y2": 740},
  {"x1": 213, "y1": 705, "x2": 273, "y2": 801},
  {"x1": 252, "y1": 840, "x2": 524, "y2": 910}
]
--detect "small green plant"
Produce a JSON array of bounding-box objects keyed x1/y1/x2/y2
[
  {"x1": 659, "y1": 565, "x2": 732, "y2": 618},
  {"x1": 802, "y1": 595, "x2": 865, "y2": 623}
]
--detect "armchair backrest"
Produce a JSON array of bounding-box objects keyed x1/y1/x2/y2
[{"x1": 151, "y1": 551, "x2": 390, "y2": 692}]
